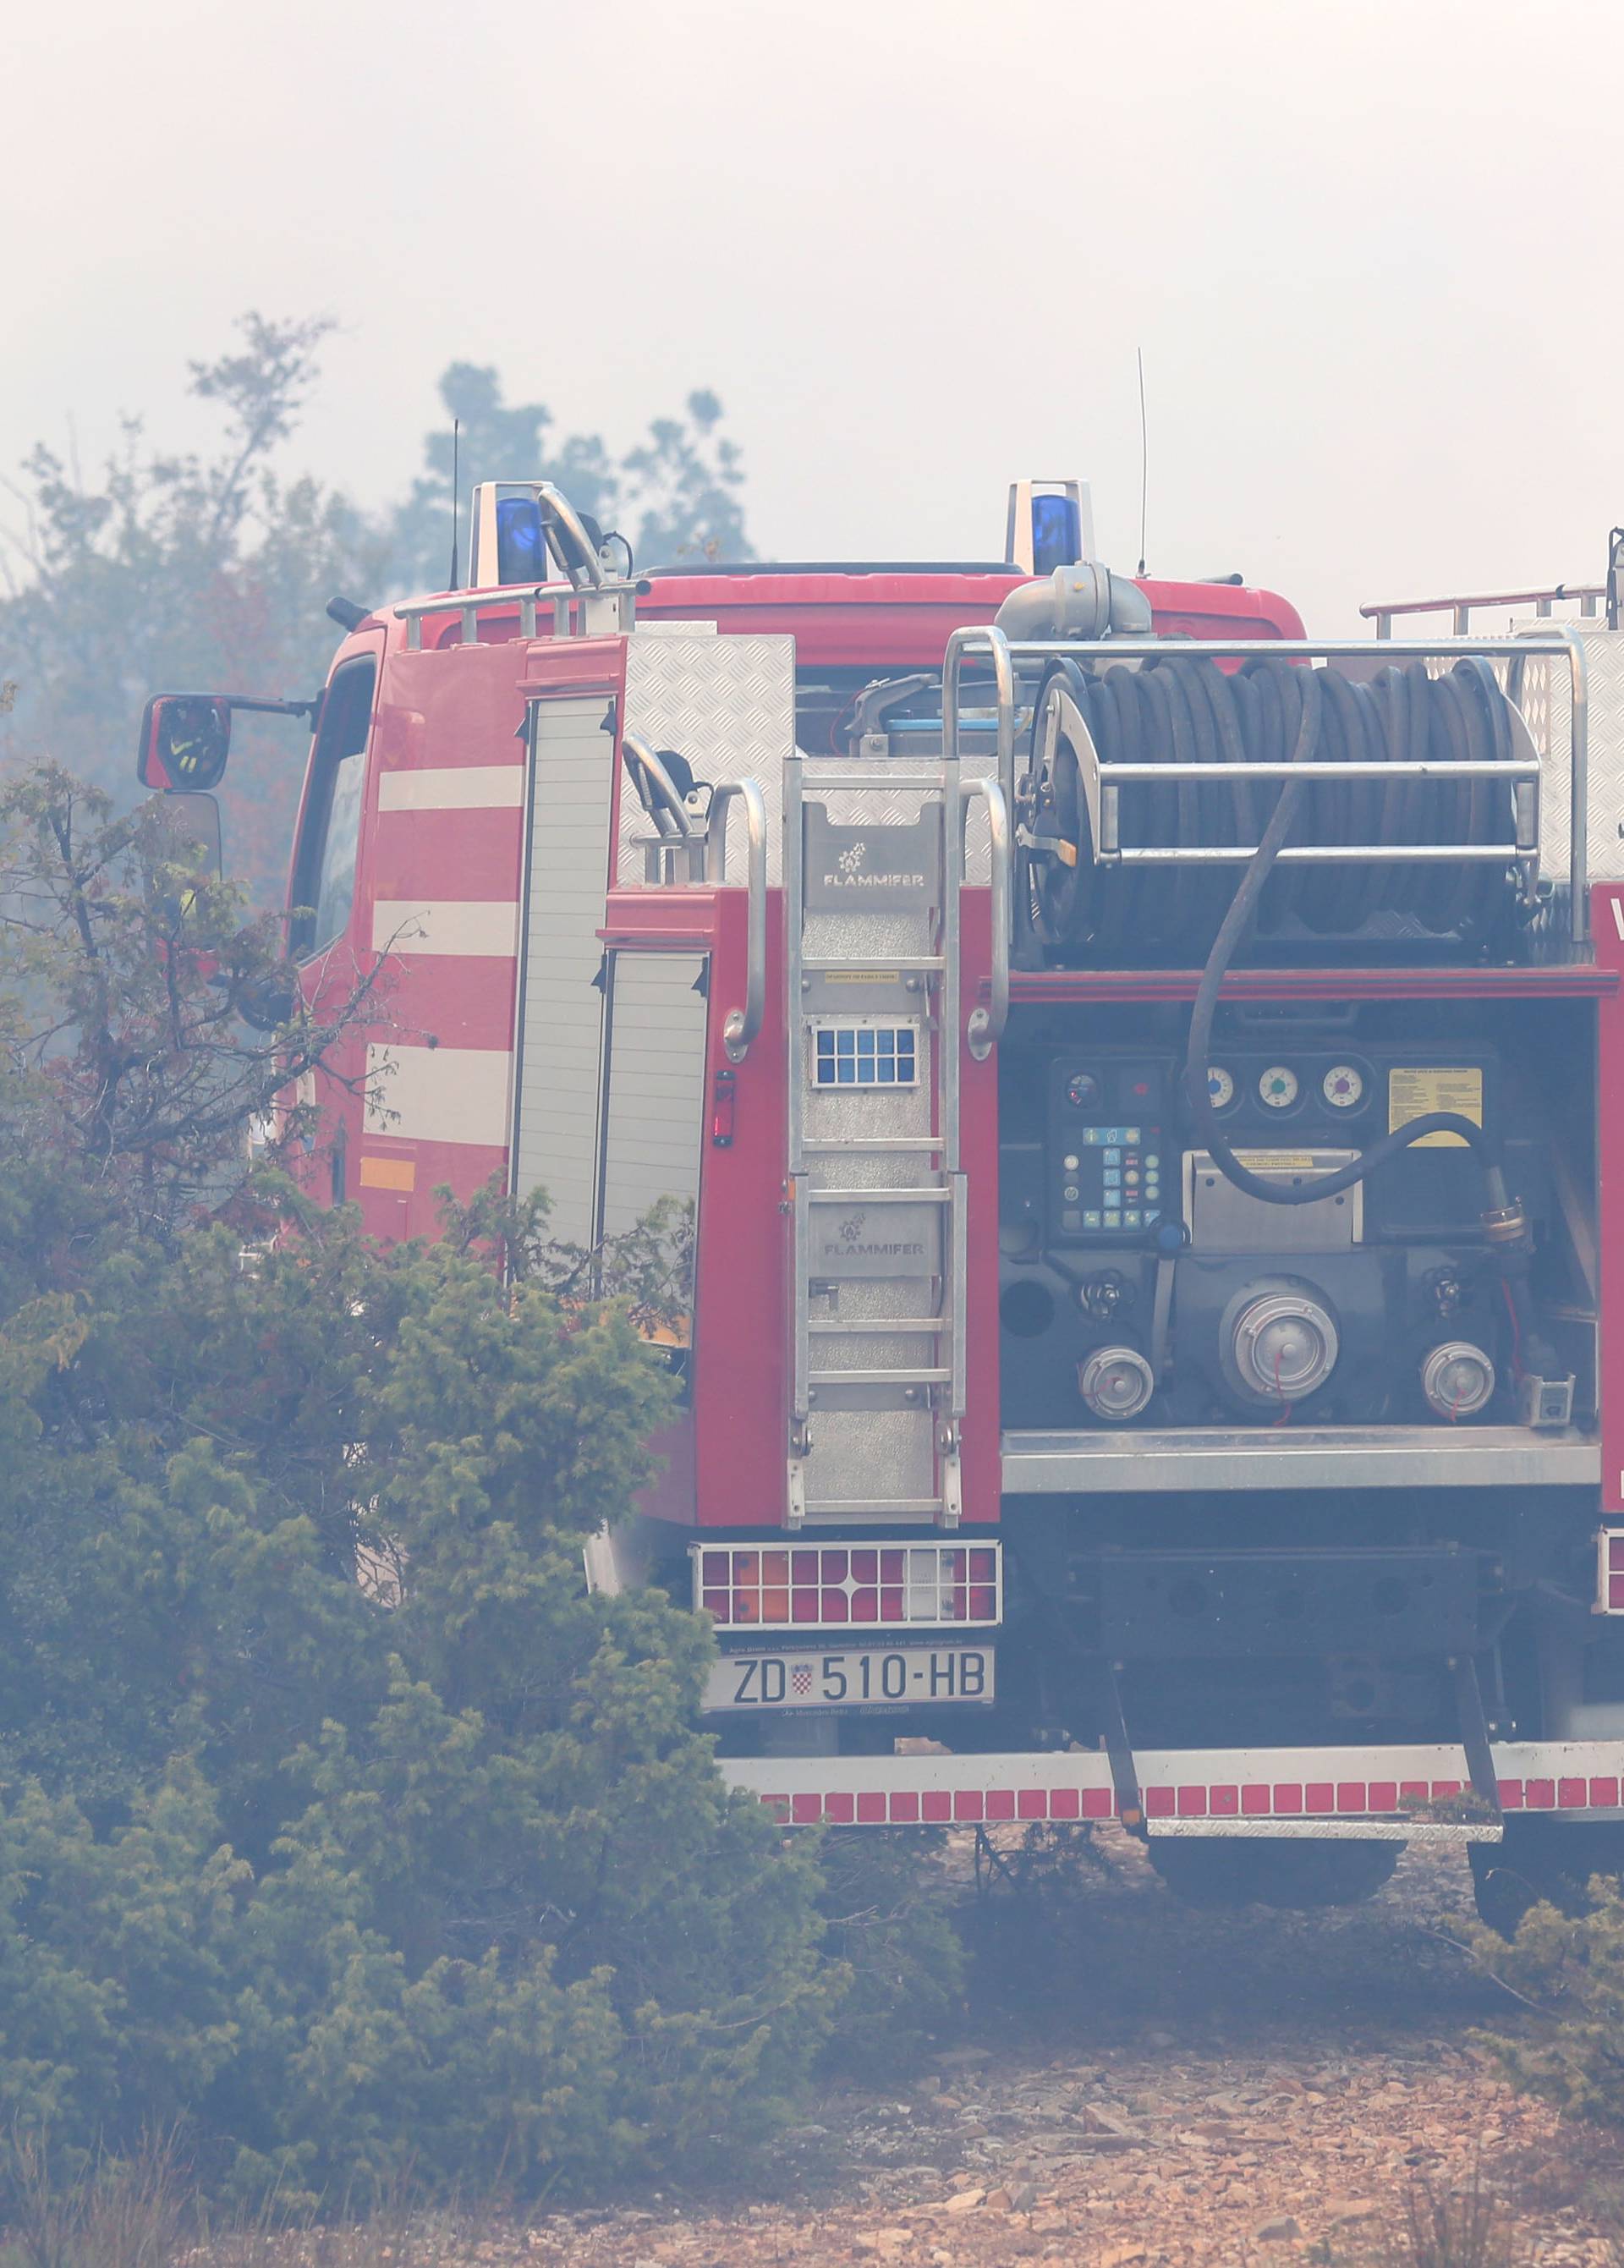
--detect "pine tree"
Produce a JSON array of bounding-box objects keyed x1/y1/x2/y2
[{"x1": 0, "y1": 767, "x2": 840, "y2": 2201}]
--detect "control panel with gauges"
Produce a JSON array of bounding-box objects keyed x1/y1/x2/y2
[
  {"x1": 1030, "y1": 1043, "x2": 1501, "y2": 1251},
  {"x1": 1200, "y1": 1052, "x2": 1379, "y2": 1132},
  {"x1": 998, "y1": 1029, "x2": 1558, "y2": 1432}
]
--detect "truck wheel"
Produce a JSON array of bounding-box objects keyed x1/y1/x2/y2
[
  {"x1": 1148, "y1": 1837, "x2": 1401, "y2": 1909},
  {"x1": 1470, "y1": 1822, "x2": 1624, "y2": 1937}
]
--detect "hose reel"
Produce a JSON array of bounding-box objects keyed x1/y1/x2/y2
[{"x1": 1025, "y1": 653, "x2": 1527, "y2": 962}]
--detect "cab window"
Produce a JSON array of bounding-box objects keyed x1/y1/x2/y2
[{"x1": 290, "y1": 658, "x2": 376, "y2": 957}]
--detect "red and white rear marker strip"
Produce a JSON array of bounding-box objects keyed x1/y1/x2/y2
[{"x1": 723, "y1": 1741, "x2": 1624, "y2": 1826}]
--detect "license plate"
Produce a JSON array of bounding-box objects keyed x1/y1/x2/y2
[{"x1": 705, "y1": 1645, "x2": 995, "y2": 1712}]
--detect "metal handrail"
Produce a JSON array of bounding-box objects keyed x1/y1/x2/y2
[
  {"x1": 1098, "y1": 760, "x2": 1537, "y2": 781},
  {"x1": 1363, "y1": 585, "x2": 1604, "y2": 637},
  {"x1": 942, "y1": 624, "x2": 1016, "y2": 814},
  {"x1": 935, "y1": 628, "x2": 1590, "y2": 948},
  {"x1": 395, "y1": 586, "x2": 548, "y2": 648},
  {"x1": 538, "y1": 482, "x2": 606, "y2": 589},
  {"x1": 391, "y1": 575, "x2": 641, "y2": 650},
  {"x1": 965, "y1": 634, "x2": 1585, "y2": 658},
  {"x1": 705, "y1": 780, "x2": 767, "y2": 1063},
  {"x1": 621, "y1": 731, "x2": 692, "y2": 840},
  {"x1": 960, "y1": 778, "x2": 1009, "y2": 1061}
]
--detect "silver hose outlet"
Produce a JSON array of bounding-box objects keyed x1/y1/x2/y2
[
  {"x1": 1078, "y1": 1345, "x2": 1155, "y2": 1421},
  {"x1": 993, "y1": 563, "x2": 1153, "y2": 642},
  {"x1": 1226, "y1": 1284, "x2": 1340, "y2": 1404},
  {"x1": 1421, "y1": 1340, "x2": 1496, "y2": 1420}
]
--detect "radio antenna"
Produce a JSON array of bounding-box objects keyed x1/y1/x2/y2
[
  {"x1": 1136, "y1": 349, "x2": 1149, "y2": 578},
  {"x1": 448, "y1": 418, "x2": 461, "y2": 590}
]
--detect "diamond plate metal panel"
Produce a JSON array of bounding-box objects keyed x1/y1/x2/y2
[
  {"x1": 620, "y1": 632, "x2": 795, "y2": 883},
  {"x1": 1508, "y1": 620, "x2": 1624, "y2": 886},
  {"x1": 803, "y1": 1407, "x2": 937, "y2": 1508},
  {"x1": 619, "y1": 623, "x2": 1000, "y2": 890}
]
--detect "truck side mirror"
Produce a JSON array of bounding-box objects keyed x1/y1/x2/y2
[
  {"x1": 157, "y1": 789, "x2": 222, "y2": 879},
  {"x1": 138, "y1": 695, "x2": 232, "y2": 790},
  {"x1": 234, "y1": 964, "x2": 300, "y2": 1033}
]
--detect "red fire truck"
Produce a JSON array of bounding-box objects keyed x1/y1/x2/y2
[{"x1": 137, "y1": 484, "x2": 1624, "y2": 1922}]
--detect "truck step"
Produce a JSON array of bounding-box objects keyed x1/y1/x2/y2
[
  {"x1": 806, "y1": 1185, "x2": 951, "y2": 1205},
  {"x1": 807, "y1": 1367, "x2": 952, "y2": 1388},
  {"x1": 801, "y1": 1496, "x2": 946, "y2": 1519},
  {"x1": 801, "y1": 1136, "x2": 946, "y2": 1154},
  {"x1": 800, "y1": 953, "x2": 944, "y2": 973},
  {"x1": 803, "y1": 770, "x2": 951, "y2": 793}
]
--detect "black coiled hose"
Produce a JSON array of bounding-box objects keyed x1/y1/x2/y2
[{"x1": 1031, "y1": 652, "x2": 1517, "y2": 959}]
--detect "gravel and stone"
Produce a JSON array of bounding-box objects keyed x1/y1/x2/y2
[{"x1": 258, "y1": 1833, "x2": 1618, "y2": 2267}]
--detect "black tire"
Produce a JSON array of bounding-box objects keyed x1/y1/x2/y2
[{"x1": 1470, "y1": 1820, "x2": 1624, "y2": 1937}]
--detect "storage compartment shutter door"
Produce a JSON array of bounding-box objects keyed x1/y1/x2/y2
[
  {"x1": 601, "y1": 953, "x2": 708, "y2": 1238},
  {"x1": 511, "y1": 695, "x2": 616, "y2": 1243}
]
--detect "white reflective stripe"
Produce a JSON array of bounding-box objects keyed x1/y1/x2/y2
[
  {"x1": 377, "y1": 766, "x2": 524, "y2": 811},
  {"x1": 1611, "y1": 895, "x2": 1624, "y2": 942},
  {"x1": 372, "y1": 899, "x2": 518, "y2": 957},
  {"x1": 364, "y1": 1044, "x2": 511, "y2": 1147}
]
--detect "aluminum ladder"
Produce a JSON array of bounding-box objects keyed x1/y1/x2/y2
[{"x1": 784, "y1": 754, "x2": 1006, "y2": 1529}]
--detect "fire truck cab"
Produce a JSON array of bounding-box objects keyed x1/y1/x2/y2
[{"x1": 140, "y1": 485, "x2": 1624, "y2": 1919}]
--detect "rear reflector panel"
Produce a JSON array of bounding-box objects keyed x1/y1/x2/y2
[{"x1": 693, "y1": 1541, "x2": 1001, "y2": 1630}]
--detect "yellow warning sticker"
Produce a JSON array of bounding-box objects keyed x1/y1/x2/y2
[
  {"x1": 825, "y1": 969, "x2": 902, "y2": 985},
  {"x1": 1388, "y1": 1066, "x2": 1483, "y2": 1149}
]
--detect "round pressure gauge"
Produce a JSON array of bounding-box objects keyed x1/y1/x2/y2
[
  {"x1": 1259, "y1": 1064, "x2": 1300, "y2": 1109},
  {"x1": 1066, "y1": 1070, "x2": 1101, "y2": 1112},
  {"x1": 1206, "y1": 1065, "x2": 1236, "y2": 1111},
  {"x1": 1322, "y1": 1063, "x2": 1365, "y2": 1111}
]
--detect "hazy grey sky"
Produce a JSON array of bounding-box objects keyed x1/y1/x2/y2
[{"x1": 7, "y1": 0, "x2": 1621, "y2": 631}]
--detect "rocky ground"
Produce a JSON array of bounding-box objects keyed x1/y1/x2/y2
[{"x1": 272, "y1": 1833, "x2": 1617, "y2": 2268}]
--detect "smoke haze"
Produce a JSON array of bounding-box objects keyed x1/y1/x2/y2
[{"x1": 6, "y1": 0, "x2": 1621, "y2": 629}]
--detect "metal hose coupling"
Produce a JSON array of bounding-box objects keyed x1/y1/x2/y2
[
  {"x1": 1480, "y1": 1200, "x2": 1528, "y2": 1246},
  {"x1": 1477, "y1": 1159, "x2": 1529, "y2": 1246}
]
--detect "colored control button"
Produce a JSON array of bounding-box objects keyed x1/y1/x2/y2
[
  {"x1": 1083, "y1": 1210, "x2": 1102, "y2": 1228},
  {"x1": 1104, "y1": 1211, "x2": 1122, "y2": 1228},
  {"x1": 1063, "y1": 1184, "x2": 1079, "y2": 1202},
  {"x1": 1124, "y1": 1210, "x2": 1142, "y2": 1227}
]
